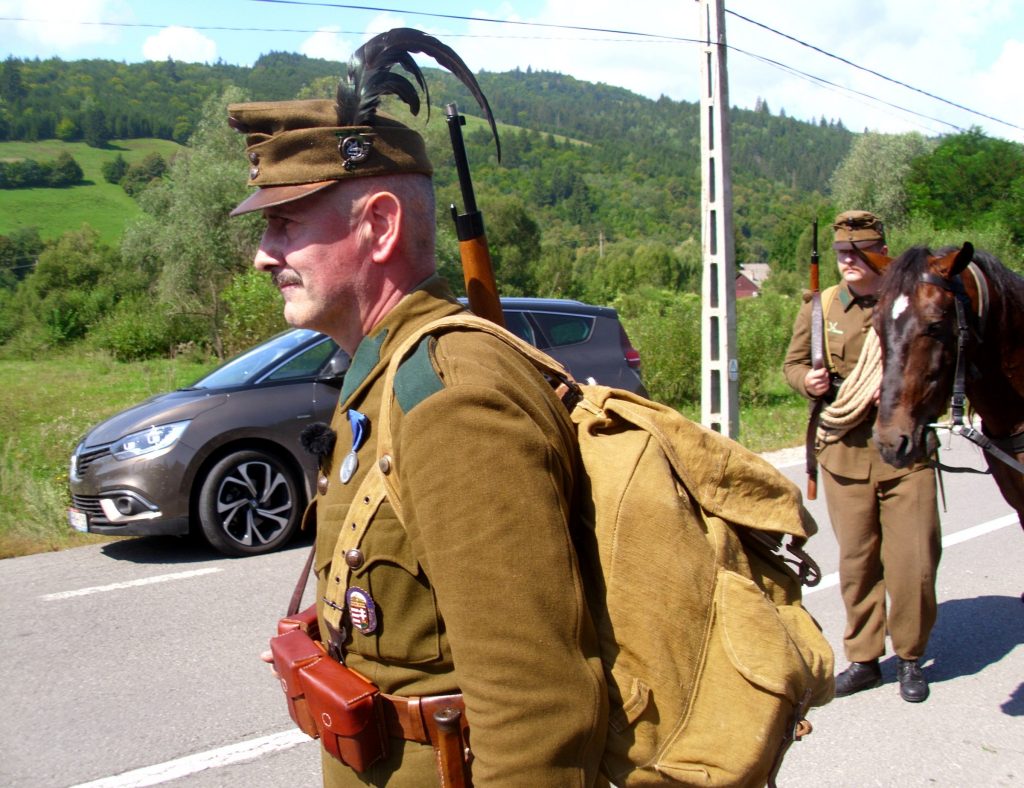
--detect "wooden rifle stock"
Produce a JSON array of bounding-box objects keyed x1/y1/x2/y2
[
  {"x1": 807, "y1": 219, "x2": 823, "y2": 500},
  {"x1": 445, "y1": 102, "x2": 504, "y2": 327}
]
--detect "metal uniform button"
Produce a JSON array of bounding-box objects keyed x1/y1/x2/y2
[
  {"x1": 249, "y1": 166, "x2": 260, "y2": 179},
  {"x1": 345, "y1": 549, "x2": 364, "y2": 569},
  {"x1": 378, "y1": 455, "x2": 392, "y2": 474},
  {"x1": 317, "y1": 473, "x2": 329, "y2": 495},
  {"x1": 248, "y1": 151, "x2": 260, "y2": 164}
]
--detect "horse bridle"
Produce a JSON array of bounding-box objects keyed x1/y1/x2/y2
[{"x1": 920, "y1": 265, "x2": 1024, "y2": 474}]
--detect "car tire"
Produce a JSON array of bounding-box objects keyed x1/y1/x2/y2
[{"x1": 197, "y1": 449, "x2": 303, "y2": 556}]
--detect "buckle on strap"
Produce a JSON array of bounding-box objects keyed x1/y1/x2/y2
[{"x1": 379, "y1": 692, "x2": 467, "y2": 744}]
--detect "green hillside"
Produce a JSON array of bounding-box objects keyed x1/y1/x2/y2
[{"x1": 0, "y1": 139, "x2": 181, "y2": 244}]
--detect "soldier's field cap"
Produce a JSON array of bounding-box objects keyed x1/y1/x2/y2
[
  {"x1": 832, "y1": 209, "x2": 885, "y2": 249},
  {"x1": 227, "y1": 99, "x2": 433, "y2": 216}
]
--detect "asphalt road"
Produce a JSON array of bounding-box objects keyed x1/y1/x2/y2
[{"x1": 1, "y1": 434, "x2": 1021, "y2": 787}]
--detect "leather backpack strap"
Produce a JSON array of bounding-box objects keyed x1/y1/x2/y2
[
  {"x1": 287, "y1": 542, "x2": 317, "y2": 617},
  {"x1": 320, "y1": 467, "x2": 390, "y2": 635},
  {"x1": 377, "y1": 313, "x2": 576, "y2": 520},
  {"x1": 820, "y1": 285, "x2": 839, "y2": 374}
]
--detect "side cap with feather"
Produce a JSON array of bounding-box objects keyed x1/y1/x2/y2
[
  {"x1": 227, "y1": 102, "x2": 431, "y2": 216},
  {"x1": 228, "y1": 27, "x2": 499, "y2": 217}
]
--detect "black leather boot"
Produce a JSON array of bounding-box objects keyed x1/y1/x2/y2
[
  {"x1": 834, "y1": 659, "x2": 882, "y2": 697},
  {"x1": 897, "y1": 658, "x2": 929, "y2": 702}
]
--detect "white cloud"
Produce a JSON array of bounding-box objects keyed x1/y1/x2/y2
[
  {"x1": 452, "y1": 0, "x2": 699, "y2": 101},
  {"x1": 0, "y1": 0, "x2": 128, "y2": 52},
  {"x1": 299, "y1": 27, "x2": 353, "y2": 63},
  {"x1": 662, "y1": 0, "x2": 1023, "y2": 142},
  {"x1": 974, "y1": 39, "x2": 1024, "y2": 140},
  {"x1": 142, "y1": 26, "x2": 217, "y2": 64},
  {"x1": 424, "y1": 0, "x2": 1022, "y2": 142}
]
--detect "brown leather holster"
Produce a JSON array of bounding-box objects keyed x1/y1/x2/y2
[{"x1": 271, "y1": 605, "x2": 471, "y2": 784}]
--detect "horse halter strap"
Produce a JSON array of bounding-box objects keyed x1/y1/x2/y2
[
  {"x1": 921, "y1": 265, "x2": 1024, "y2": 474},
  {"x1": 918, "y1": 270, "x2": 974, "y2": 426}
]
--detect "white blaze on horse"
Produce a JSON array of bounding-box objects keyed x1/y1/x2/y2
[{"x1": 873, "y1": 242, "x2": 1024, "y2": 530}]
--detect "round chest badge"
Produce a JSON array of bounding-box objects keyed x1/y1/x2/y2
[{"x1": 345, "y1": 586, "x2": 378, "y2": 635}]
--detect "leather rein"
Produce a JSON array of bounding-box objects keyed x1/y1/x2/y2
[{"x1": 920, "y1": 264, "x2": 1024, "y2": 475}]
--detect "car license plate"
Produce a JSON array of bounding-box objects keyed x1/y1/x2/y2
[{"x1": 67, "y1": 508, "x2": 88, "y2": 533}]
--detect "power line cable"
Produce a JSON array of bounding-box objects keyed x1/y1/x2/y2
[
  {"x1": 0, "y1": 16, "x2": 681, "y2": 44},
  {"x1": 247, "y1": 0, "x2": 690, "y2": 40},
  {"x1": 247, "y1": 1, "x2": 1018, "y2": 134},
  {"x1": 731, "y1": 46, "x2": 963, "y2": 133},
  {"x1": 725, "y1": 9, "x2": 1022, "y2": 133},
  {"x1": 2, "y1": 5, "x2": 1014, "y2": 134}
]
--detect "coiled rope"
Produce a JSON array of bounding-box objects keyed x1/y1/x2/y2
[{"x1": 818, "y1": 327, "x2": 882, "y2": 444}]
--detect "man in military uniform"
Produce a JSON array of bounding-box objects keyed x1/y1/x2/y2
[
  {"x1": 783, "y1": 211, "x2": 941, "y2": 703},
  {"x1": 230, "y1": 47, "x2": 607, "y2": 787}
]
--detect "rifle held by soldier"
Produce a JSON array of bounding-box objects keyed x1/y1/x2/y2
[
  {"x1": 806, "y1": 219, "x2": 823, "y2": 500},
  {"x1": 445, "y1": 102, "x2": 505, "y2": 327}
]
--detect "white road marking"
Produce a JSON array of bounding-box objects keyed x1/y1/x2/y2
[
  {"x1": 804, "y1": 512, "x2": 1018, "y2": 595},
  {"x1": 62, "y1": 513, "x2": 1018, "y2": 787},
  {"x1": 40, "y1": 568, "x2": 222, "y2": 600},
  {"x1": 69, "y1": 729, "x2": 309, "y2": 788}
]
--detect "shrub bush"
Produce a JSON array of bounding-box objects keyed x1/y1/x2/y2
[
  {"x1": 615, "y1": 288, "x2": 701, "y2": 409},
  {"x1": 736, "y1": 292, "x2": 800, "y2": 404},
  {"x1": 89, "y1": 296, "x2": 202, "y2": 361},
  {"x1": 616, "y1": 287, "x2": 800, "y2": 410},
  {"x1": 220, "y1": 269, "x2": 288, "y2": 356}
]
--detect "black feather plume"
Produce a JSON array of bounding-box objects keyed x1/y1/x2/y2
[
  {"x1": 336, "y1": 27, "x2": 500, "y2": 160},
  {"x1": 300, "y1": 422, "x2": 337, "y2": 461}
]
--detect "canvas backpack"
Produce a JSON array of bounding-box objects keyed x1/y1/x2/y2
[{"x1": 376, "y1": 314, "x2": 835, "y2": 787}]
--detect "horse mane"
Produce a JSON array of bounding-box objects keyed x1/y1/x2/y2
[
  {"x1": 882, "y1": 245, "x2": 933, "y2": 298},
  {"x1": 883, "y1": 244, "x2": 1024, "y2": 336}
]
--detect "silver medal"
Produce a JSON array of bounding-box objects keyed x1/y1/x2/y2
[{"x1": 340, "y1": 450, "x2": 359, "y2": 484}]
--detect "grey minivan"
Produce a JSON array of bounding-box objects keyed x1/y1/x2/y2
[{"x1": 67, "y1": 298, "x2": 644, "y2": 556}]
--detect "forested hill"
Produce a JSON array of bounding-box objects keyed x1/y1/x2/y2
[
  {"x1": 440, "y1": 68, "x2": 851, "y2": 193},
  {"x1": 0, "y1": 52, "x2": 851, "y2": 266},
  {"x1": 0, "y1": 53, "x2": 850, "y2": 191}
]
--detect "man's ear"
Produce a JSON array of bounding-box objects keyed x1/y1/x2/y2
[{"x1": 364, "y1": 191, "x2": 401, "y2": 264}]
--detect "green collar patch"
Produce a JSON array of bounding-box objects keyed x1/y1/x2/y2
[
  {"x1": 394, "y1": 335, "x2": 444, "y2": 414},
  {"x1": 340, "y1": 329, "x2": 388, "y2": 404}
]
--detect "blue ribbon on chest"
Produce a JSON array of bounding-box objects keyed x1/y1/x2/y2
[{"x1": 340, "y1": 409, "x2": 370, "y2": 484}]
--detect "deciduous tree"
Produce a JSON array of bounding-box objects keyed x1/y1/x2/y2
[{"x1": 830, "y1": 131, "x2": 933, "y2": 226}]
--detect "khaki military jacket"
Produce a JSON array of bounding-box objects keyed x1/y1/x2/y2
[
  {"x1": 311, "y1": 276, "x2": 607, "y2": 785},
  {"x1": 783, "y1": 283, "x2": 927, "y2": 481}
]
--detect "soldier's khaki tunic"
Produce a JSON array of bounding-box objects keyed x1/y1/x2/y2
[
  {"x1": 783, "y1": 283, "x2": 941, "y2": 663},
  {"x1": 311, "y1": 276, "x2": 607, "y2": 786}
]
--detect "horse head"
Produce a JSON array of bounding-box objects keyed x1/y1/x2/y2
[{"x1": 873, "y1": 242, "x2": 975, "y2": 467}]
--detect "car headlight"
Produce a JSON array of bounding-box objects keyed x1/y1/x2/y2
[{"x1": 110, "y1": 421, "x2": 190, "y2": 461}]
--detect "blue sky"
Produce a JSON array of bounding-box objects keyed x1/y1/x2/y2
[{"x1": 2, "y1": 0, "x2": 1022, "y2": 143}]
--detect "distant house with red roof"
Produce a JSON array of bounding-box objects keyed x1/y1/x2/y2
[{"x1": 736, "y1": 263, "x2": 770, "y2": 299}]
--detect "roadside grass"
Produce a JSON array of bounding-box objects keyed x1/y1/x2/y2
[
  {"x1": 0, "y1": 351, "x2": 214, "y2": 559},
  {"x1": 0, "y1": 138, "x2": 182, "y2": 244},
  {"x1": 676, "y1": 396, "x2": 806, "y2": 454},
  {"x1": 0, "y1": 349, "x2": 809, "y2": 559}
]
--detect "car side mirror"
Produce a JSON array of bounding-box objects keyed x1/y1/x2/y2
[{"x1": 318, "y1": 351, "x2": 350, "y2": 386}]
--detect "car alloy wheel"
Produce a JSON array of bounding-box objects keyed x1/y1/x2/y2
[{"x1": 197, "y1": 449, "x2": 303, "y2": 556}]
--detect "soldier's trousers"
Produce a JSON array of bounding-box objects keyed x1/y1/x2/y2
[{"x1": 822, "y1": 464, "x2": 941, "y2": 662}]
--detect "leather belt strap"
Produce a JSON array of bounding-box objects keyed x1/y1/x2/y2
[{"x1": 380, "y1": 692, "x2": 467, "y2": 745}]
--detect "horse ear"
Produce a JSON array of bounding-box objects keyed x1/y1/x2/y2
[{"x1": 932, "y1": 242, "x2": 974, "y2": 279}]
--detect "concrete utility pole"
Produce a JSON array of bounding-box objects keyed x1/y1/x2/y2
[{"x1": 698, "y1": 0, "x2": 739, "y2": 437}]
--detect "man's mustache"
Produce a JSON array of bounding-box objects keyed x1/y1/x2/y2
[{"x1": 271, "y1": 272, "x2": 302, "y2": 289}]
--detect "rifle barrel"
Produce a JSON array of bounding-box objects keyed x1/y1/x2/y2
[{"x1": 444, "y1": 102, "x2": 504, "y2": 327}]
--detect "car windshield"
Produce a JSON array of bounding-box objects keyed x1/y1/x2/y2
[{"x1": 190, "y1": 329, "x2": 322, "y2": 389}]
